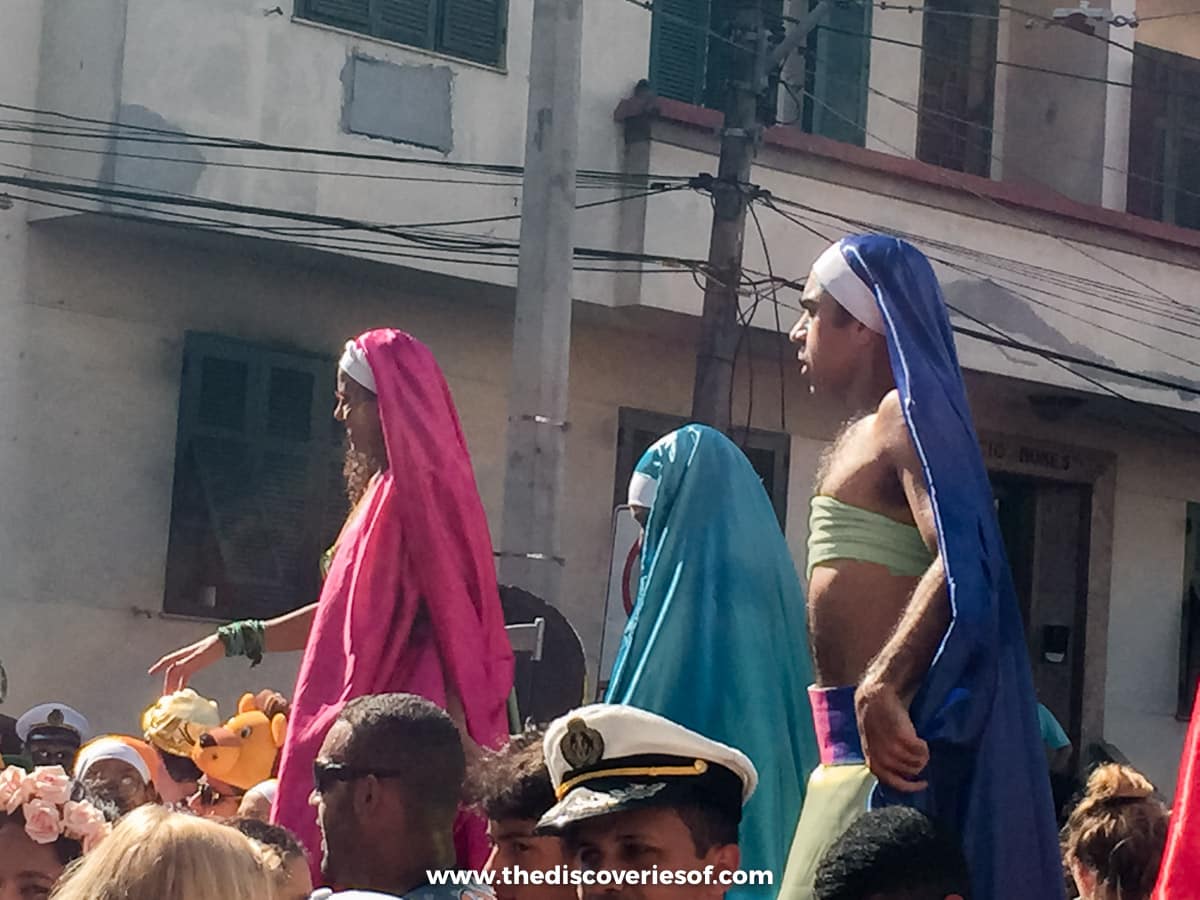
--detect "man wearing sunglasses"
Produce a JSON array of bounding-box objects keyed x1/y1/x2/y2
[{"x1": 308, "y1": 693, "x2": 491, "y2": 900}]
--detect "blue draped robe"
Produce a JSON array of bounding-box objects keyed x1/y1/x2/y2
[{"x1": 841, "y1": 234, "x2": 1063, "y2": 900}]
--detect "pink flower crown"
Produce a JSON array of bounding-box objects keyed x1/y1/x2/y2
[{"x1": 0, "y1": 766, "x2": 111, "y2": 852}]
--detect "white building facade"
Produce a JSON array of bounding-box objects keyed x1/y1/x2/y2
[{"x1": 2, "y1": 0, "x2": 1200, "y2": 794}]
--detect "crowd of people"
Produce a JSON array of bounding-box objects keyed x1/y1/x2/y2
[
  {"x1": 2, "y1": 235, "x2": 1199, "y2": 899},
  {"x1": 0, "y1": 689, "x2": 1184, "y2": 900}
]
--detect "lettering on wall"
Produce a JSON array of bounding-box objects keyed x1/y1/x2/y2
[{"x1": 980, "y1": 437, "x2": 1072, "y2": 473}]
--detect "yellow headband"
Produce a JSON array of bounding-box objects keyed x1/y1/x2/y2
[{"x1": 555, "y1": 759, "x2": 708, "y2": 801}]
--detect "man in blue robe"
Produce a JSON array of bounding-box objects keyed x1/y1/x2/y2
[{"x1": 778, "y1": 235, "x2": 1062, "y2": 900}]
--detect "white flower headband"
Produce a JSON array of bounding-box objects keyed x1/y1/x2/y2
[{"x1": 0, "y1": 766, "x2": 111, "y2": 852}]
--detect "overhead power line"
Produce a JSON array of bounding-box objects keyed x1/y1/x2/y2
[
  {"x1": 0, "y1": 172, "x2": 712, "y2": 274},
  {"x1": 761, "y1": 189, "x2": 1200, "y2": 361},
  {"x1": 758, "y1": 196, "x2": 1200, "y2": 434},
  {"x1": 0, "y1": 101, "x2": 692, "y2": 189}
]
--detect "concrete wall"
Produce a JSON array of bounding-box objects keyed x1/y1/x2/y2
[
  {"x1": 999, "y1": 0, "x2": 1110, "y2": 205},
  {"x1": 0, "y1": 0, "x2": 43, "y2": 619},
  {"x1": 1106, "y1": 490, "x2": 1188, "y2": 794},
  {"x1": 25, "y1": 0, "x2": 1143, "y2": 315},
  {"x1": 1137, "y1": 1, "x2": 1200, "y2": 57},
  {"x1": 865, "y1": 6, "x2": 923, "y2": 157},
  {"x1": 26, "y1": 0, "x2": 652, "y2": 306}
]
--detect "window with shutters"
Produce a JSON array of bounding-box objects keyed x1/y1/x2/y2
[
  {"x1": 915, "y1": 0, "x2": 998, "y2": 176},
  {"x1": 163, "y1": 334, "x2": 349, "y2": 620},
  {"x1": 797, "y1": 0, "x2": 871, "y2": 145},
  {"x1": 298, "y1": 0, "x2": 507, "y2": 68},
  {"x1": 649, "y1": 0, "x2": 870, "y2": 147},
  {"x1": 649, "y1": 0, "x2": 785, "y2": 113},
  {"x1": 1127, "y1": 45, "x2": 1200, "y2": 232}
]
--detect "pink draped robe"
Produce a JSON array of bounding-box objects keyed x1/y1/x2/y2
[{"x1": 271, "y1": 329, "x2": 514, "y2": 881}]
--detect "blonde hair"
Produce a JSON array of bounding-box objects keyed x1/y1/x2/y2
[
  {"x1": 50, "y1": 806, "x2": 275, "y2": 900},
  {"x1": 1062, "y1": 764, "x2": 1168, "y2": 900}
]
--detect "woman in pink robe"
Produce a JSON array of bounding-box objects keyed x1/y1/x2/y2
[{"x1": 150, "y1": 329, "x2": 514, "y2": 877}]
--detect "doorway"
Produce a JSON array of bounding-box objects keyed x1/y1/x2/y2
[{"x1": 991, "y1": 472, "x2": 1093, "y2": 762}]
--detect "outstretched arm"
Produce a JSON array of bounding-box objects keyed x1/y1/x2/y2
[
  {"x1": 856, "y1": 391, "x2": 950, "y2": 792},
  {"x1": 264, "y1": 603, "x2": 319, "y2": 652},
  {"x1": 149, "y1": 603, "x2": 318, "y2": 694}
]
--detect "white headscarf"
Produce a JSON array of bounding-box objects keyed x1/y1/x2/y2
[
  {"x1": 339, "y1": 339, "x2": 377, "y2": 393},
  {"x1": 627, "y1": 472, "x2": 659, "y2": 509},
  {"x1": 75, "y1": 738, "x2": 151, "y2": 785},
  {"x1": 811, "y1": 240, "x2": 885, "y2": 334}
]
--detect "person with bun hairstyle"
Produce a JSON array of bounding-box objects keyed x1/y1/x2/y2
[{"x1": 1061, "y1": 764, "x2": 1167, "y2": 900}]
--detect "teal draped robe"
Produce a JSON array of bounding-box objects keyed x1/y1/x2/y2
[{"x1": 605, "y1": 425, "x2": 819, "y2": 899}]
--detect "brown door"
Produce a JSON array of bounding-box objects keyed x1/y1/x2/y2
[{"x1": 991, "y1": 473, "x2": 1092, "y2": 760}]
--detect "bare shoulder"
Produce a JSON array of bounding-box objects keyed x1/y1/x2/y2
[
  {"x1": 875, "y1": 392, "x2": 938, "y2": 542},
  {"x1": 873, "y1": 391, "x2": 909, "y2": 448},
  {"x1": 872, "y1": 391, "x2": 923, "y2": 475}
]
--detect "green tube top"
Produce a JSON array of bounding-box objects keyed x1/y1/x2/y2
[{"x1": 807, "y1": 495, "x2": 933, "y2": 582}]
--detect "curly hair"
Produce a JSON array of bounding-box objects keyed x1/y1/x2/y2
[
  {"x1": 464, "y1": 725, "x2": 555, "y2": 823},
  {"x1": 813, "y1": 806, "x2": 970, "y2": 900},
  {"x1": 1062, "y1": 764, "x2": 1168, "y2": 900},
  {"x1": 344, "y1": 443, "x2": 376, "y2": 509}
]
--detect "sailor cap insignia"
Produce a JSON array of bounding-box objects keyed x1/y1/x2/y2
[
  {"x1": 561, "y1": 717, "x2": 605, "y2": 769},
  {"x1": 47, "y1": 709, "x2": 65, "y2": 727}
]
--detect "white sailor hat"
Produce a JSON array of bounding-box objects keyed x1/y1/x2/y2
[
  {"x1": 16, "y1": 703, "x2": 90, "y2": 745},
  {"x1": 536, "y1": 704, "x2": 757, "y2": 834}
]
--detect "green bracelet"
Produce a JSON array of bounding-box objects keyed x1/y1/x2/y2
[{"x1": 217, "y1": 620, "x2": 266, "y2": 668}]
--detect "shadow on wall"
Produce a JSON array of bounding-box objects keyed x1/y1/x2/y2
[{"x1": 943, "y1": 276, "x2": 1200, "y2": 404}]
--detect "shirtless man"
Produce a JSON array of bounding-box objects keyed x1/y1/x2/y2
[{"x1": 777, "y1": 236, "x2": 1062, "y2": 900}]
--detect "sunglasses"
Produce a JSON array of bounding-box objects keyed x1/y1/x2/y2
[
  {"x1": 312, "y1": 760, "x2": 407, "y2": 795},
  {"x1": 31, "y1": 748, "x2": 76, "y2": 766},
  {"x1": 192, "y1": 783, "x2": 235, "y2": 807}
]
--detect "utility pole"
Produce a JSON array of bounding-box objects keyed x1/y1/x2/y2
[
  {"x1": 690, "y1": 2, "x2": 766, "y2": 433},
  {"x1": 690, "y1": 2, "x2": 828, "y2": 432},
  {"x1": 497, "y1": 0, "x2": 583, "y2": 607}
]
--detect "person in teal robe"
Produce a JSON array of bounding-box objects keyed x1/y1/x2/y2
[{"x1": 605, "y1": 424, "x2": 819, "y2": 899}]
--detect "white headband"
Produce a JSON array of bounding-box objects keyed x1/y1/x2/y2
[
  {"x1": 76, "y1": 738, "x2": 151, "y2": 785},
  {"x1": 339, "y1": 340, "x2": 377, "y2": 393},
  {"x1": 811, "y1": 242, "x2": 885, "y2": 334},
  {"x1": 628, "y1": 472, "x2": 659, "y2": 509}
]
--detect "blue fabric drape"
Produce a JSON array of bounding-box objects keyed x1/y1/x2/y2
[
  {"x1": 841, "y1": 234, "x2": 1063, "y2": 900},
  {"x1": 606, "y1": 425, "x2": 819, "y2": 899}
]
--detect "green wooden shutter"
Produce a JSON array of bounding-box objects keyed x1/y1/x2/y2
[
  {"x1": 650, "y1": 0, "x2": 710, "y2": 105},
  {"x1": 375, "y1": 0, "x2": 438, "y2": 50},
  {"x1": 916, "y1": 0, "x2": 997, "y2": 176},
  {"x1": 702, "y1": 0, "x2": 738, "y2": 111},
  {"x1": 807, "y1": 0, "x2": 870, "y2": 145},
  {"x1": 304, "y1": 0, "x2": 372, "y2": 30},
  {"x1": 165, "y1": 335, "x2": 342, "y2": 620},
  {"x1": 439, "y1": 0, "x2": 506, "y2": 67},
  {"x1": 701, "y1": 0, "x2": 783, "y2": 113},
  {"x1": 1127, "y1": 47, "x2": 1170, "y2": 221}
]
